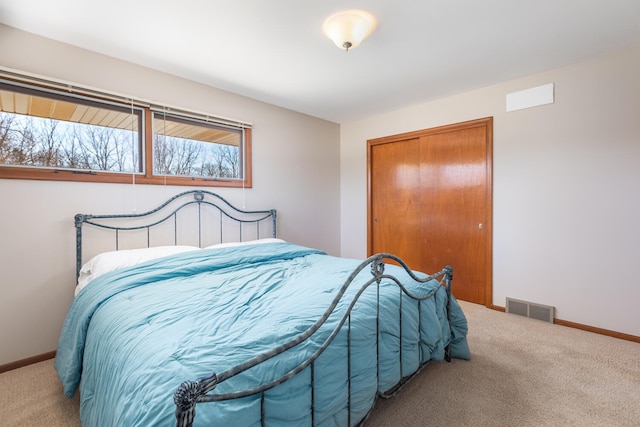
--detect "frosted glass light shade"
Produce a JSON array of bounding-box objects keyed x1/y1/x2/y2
[{"x1": 323, "y1": 10, "x2": 377, "y2": 51}]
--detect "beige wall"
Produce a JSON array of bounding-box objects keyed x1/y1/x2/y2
[
  {"x1": 340, "y1": 47, "x2": 640, "y2": 336},
  {"x1": 0, "y1": 25, "x2": 341, "y2": 365}
]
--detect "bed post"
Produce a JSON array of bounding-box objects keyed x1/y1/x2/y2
[
  {"x1": 174, "y1": 380, "x2": 204, "y2": 427},
  {"x1": 74, "y1": 214, "x2": 86, "y2": 283},
  {"x1": 444, "y1": 265, "x2": 453, "y2": 362},
  {"x1": 271, "y1": 209, "x2": 277, "y2": 237}
]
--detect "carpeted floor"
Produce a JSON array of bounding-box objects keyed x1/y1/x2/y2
[
  {"x1": 366, "y1": 302, "x2": 640, "y2": 426},
  {"x1": 1, "y1": 301, "x2": 638, "y2": 426},
  {"x1": 0, "y1": 358, "x2": 80, "y2": 426}
]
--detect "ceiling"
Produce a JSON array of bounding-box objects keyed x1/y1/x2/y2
[{"x1": 1, "y1": 1, "x2": 639, "y2": 124}]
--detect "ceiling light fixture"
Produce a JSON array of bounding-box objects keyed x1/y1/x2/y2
[{"x1": 322, "y1": 9, "x2": 378, "y2": 52}]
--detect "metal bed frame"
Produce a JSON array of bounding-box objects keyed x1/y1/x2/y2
[
  {"x1": 74, "y1": 190, "x2": 276, "y2": 281},
  {"x1": 73, "y1": 190, "x2": 454, "y2": 427}
]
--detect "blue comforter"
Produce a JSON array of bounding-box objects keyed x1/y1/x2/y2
[{"x1": 56, "y1": 242, "x2": 469, "y2": 426}]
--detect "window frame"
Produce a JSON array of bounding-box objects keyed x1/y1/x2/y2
[
  {"x1": 151, "y1": 110, "x2": 247, "y2": 182},
  {"x1": 0, "y1": 74, "x2": 252, "y2": 188}
]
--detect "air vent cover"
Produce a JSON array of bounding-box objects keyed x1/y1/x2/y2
[{"x1": 506, "y1": 298, "x2": 555, "y2": 323}]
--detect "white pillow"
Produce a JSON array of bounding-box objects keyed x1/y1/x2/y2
[
  {"x1": 76, "y1": 245, "x2": 200, "y2": 295},
  {"x1": 204, "y1": 238, "x2": 285, "y2": 250}
]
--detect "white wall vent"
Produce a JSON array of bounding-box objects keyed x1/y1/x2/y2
[
  {"x1": 506, "y1": 83, "x2": 554, "y2": 112},
  {"x1": 506, "y1": 298, "x2": 555, "y2": 323}
]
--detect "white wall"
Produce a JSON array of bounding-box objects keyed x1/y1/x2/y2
[
  {"x1": 340, "y1": 47, "x2": 640, "y2": 336},
  {"x1": 0, "y1": 25, "x2": 341, "y2": 365}
]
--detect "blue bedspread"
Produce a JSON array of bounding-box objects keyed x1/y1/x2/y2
[{"x1": 56, "y1": 242, "x2": 469, "y2": 426}]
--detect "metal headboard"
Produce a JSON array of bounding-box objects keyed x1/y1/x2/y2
[{"x1": 74, "y1": 190, "x2": 277, "y2": 281}]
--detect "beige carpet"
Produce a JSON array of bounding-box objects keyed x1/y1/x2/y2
[
  {"x1": 1, "y1": 301, "x2": 638, "y2": 426},
  {"x1": 366, "y1": 302, "x2": 640, "y2": 427}
]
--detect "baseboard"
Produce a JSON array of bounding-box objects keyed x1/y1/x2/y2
[
  {"x1": 490, "y1": 305, "x2": 640, "y2": 343},
  {"x1": 0, "y1": 350, "x2": 56, "y2": 374},
  {"x1": 553, "y1": 318, "x2": 640, "y2": 343},
  {"x1": 489, "y1": 304, "x2": 505, "y2": 312}
]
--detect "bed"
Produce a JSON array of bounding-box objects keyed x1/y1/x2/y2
[{"x1": 55, "y1": 190, "x2": 470, "y2": 426}]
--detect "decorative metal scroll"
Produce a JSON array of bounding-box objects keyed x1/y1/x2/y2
[
  {"x1": 74, "y1": 190, "x2": 277, "y2": 281},
  {"x1": 174, "y1": 254, "x2": 453, "y2": 427}
]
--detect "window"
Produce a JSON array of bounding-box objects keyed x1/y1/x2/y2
[
  {"x1": 153, "y1": 112, "x2": 243, "y2": 180},
  {"x1": 0, "y1": 75, "x2": 251, "y2": 187},
  {"x1": 0, "y1": 81, "x2": 143, "y2": 174}
]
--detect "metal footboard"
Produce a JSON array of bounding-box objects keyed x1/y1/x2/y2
[{"x1": 174, "y1": 254, "x2": 453, "y2": 427}]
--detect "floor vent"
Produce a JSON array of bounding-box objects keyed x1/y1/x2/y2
[{"x1": 506, "y1": 298, "x2": 555, "y2": 323}]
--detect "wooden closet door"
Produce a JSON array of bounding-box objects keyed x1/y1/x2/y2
[
  {"x1": 368, "y1": 118, "x2": 492, "y2": 306},
  {"x1": 369, "y1": 137, "x2": 425, "y2": 271}
]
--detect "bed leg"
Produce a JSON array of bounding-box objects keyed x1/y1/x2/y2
[{"x1": 445, "y1": 345, "x2": 452, "y2": 362}]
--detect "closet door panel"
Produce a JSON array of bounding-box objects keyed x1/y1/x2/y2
[{"x1": 369, "y1": 137, "x2": 424, "y2": 270}]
